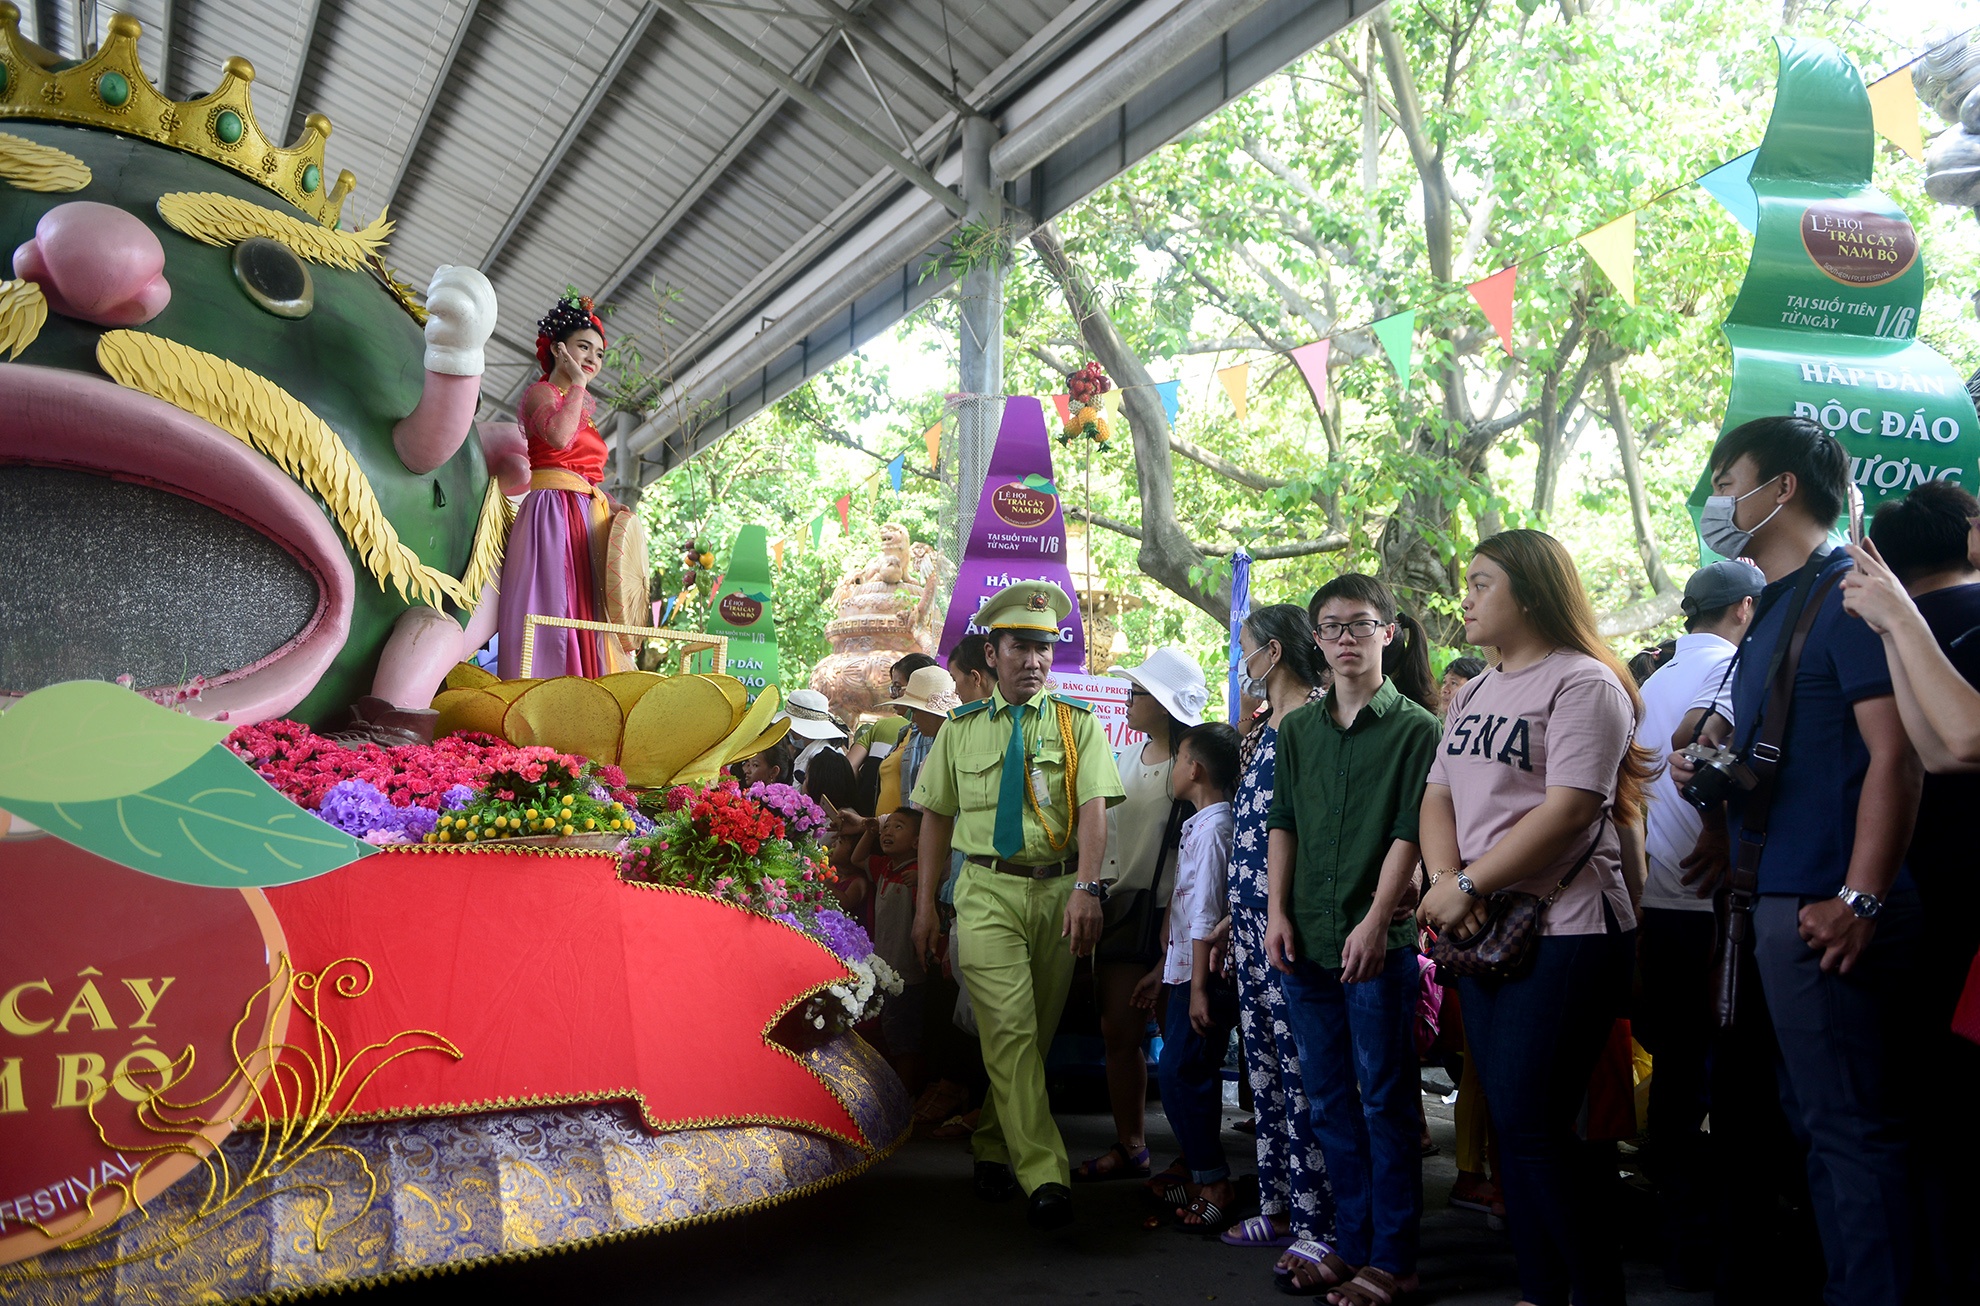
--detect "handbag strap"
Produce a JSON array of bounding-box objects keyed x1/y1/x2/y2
[{"x1": 1542, "y1": 814, "x2": 1611, "y2": 906}]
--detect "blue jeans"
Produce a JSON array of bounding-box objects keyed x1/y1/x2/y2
[
  {"x1": 1158, "y1": 980, "x2": 1237, "y2": 1184},
  {"x1": 1459, "y1": 927, "x2": 1632, "y2": 1306},
  {"x1": 1278, "y1": 948, "x2": 1423, "y2": 1275}
]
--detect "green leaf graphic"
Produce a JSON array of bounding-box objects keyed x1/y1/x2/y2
[
  {"x1": 6, "y1": 745, "x2": 373, "y2": 887},
  {"x1": 1021, "y1": 473, "x2": 1050, "y2": 489},
  {"x1": 0, "y1": 680, "x2": 229, "y2": 804}
]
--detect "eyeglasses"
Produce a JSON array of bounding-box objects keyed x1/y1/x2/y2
[
  {"x1": 1316, "y1": 619, "x2": 1386, "y2": 641},
  {"x1": 1127, "y1": 688, "x2": 1151, "y2": 698}
]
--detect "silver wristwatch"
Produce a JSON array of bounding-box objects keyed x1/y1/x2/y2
[
  {"x1": 1074, "y1": 879, "x2": 1109, "y2": 902},
  {"x1": 1455, "y1": 872, "x2": 1480, "y2": 899},
  {"x1": 1836, "y1": 886, "x2": 1882, "y2": 919}
]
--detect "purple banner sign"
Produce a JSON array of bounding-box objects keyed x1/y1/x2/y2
[{"x1": 936, "y1": 397, "x2": 1088, "y2": 670}]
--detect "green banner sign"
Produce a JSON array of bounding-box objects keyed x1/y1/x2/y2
[
  {"x1": 1689, "y1": 38, "x2": 1980, "y2": 550},
  {"x1": 704, "y1": 525, "x2": 778, "y2": 700}
]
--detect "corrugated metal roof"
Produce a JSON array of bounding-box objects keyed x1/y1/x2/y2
[{"x1": 39, "y1": 0, "x2": 1367, "y2": 485}]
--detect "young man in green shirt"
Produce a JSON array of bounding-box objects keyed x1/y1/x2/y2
[
  {"x1": 1263, "y1": 575, "x2": 1441, "y2": 1303},
  {"x1": 910, "y1": 582, "x2": 1125, "y2": 1230}
]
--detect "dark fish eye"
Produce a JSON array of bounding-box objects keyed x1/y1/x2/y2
[{"x1": 232, "y1": 236, "x2": 313, "y2": 318}]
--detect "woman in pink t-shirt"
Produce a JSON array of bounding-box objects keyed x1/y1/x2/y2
[{"x1": 1417, "y1": 530, "x2": 1653, "y2": 1306}]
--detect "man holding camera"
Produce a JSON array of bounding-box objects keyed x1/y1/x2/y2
[{"x1": 1672, "y1": 415, "x2": 1924, "y2": 1305}]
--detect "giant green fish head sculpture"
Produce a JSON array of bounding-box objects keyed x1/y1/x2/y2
[{"x1": 0, "y1": 10, "x2": 520, "y2": 729}]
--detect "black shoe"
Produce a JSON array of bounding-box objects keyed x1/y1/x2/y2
[
  {"x1": 973, "y1": 1162, "x2": 1019, "y2": 1203},
  {"x1": 1027, "y1": 1182, "x2": 1073, "y2": 1230}
]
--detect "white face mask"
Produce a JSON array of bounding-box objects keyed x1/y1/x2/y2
[
  {"x1": 1238, "y1": 645, "x2": 1274, "y2": 699},
  {"x1": 1700, "y1": 475, "x2": 1784, "y2": 559}
]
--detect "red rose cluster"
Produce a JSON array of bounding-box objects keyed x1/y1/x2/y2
[
  {"x1": 688, "y1": 782, "x2": 786, "y2": 856},
  {"x1": 226, "y1": 720, "x2": 634, "y2": 812}
]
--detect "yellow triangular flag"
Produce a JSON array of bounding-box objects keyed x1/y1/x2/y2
[
  {"x1": 923, "y1": 421, "x2": 941, "y2": 469},
  {"x1": 1099, "y1": 389, "x2": 1123, "y2": 418},
  {"x1": 865, "y1": 467, "x2": 882, "y2": 507},
  {"x1": 1576, "y1": 212, "x2": 1636, "y2": 306},
  {"x1": 1217, "y1": 364, "x2": 1249, "y2": 423},
  {"x1": 1867, "y1": 72, "x2": 1924, "y2": 163},
  {"x1": 772, "y1": 539, "x2": 785, "y2": 567}
]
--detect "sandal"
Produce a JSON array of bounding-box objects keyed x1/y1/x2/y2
[
  {"x1": 1073, "y1": 1141, "x2": 1151, "y2": 1183},
  {"x1": 1221, "y1": 1214, "x2": 1297, "y2": 1248},
  {"x1": 1325, "y1": 1266, "x2": 1404, "y2": 1306},
  {"x1": 1274, "y1": 1239, "x2": 1353, "y2": 1296},
  {"x1": 1171, "y1": 1194, "x2": 1236, "y2": 1235},
  {"x1": 1141, "y1": 1161, "x2": 1189, "y2": 1211}
]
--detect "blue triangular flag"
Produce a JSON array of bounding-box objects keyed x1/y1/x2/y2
[
  {"x1": 1155, "y1": 379, "x2": 1181, "y2": 427},
  {"x1": 887, "y1": 452, "x2": 905, "y2": 493},
  {"x1": 1698, "y1": 150, "x2": 1757, "y2": 234}
]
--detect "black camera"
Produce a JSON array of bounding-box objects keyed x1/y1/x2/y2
[{"x1": 1677, "y1": 742, "x2": 1756, "y2": 810}]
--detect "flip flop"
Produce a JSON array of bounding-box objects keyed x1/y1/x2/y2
[
  {"x1": 1275, "y1": 1239, "x2": 1353, "y2": 1297},
  {"x1": 1171, "y1": 1195, "x2": 1236, "y2": 1235},
  {"x1": 1324, "y1": 1266, "x2": 1405, "y2": 1306},
  {"x1": 1222, "y1": 1214, "x2": 1297, "y2": 1248}
]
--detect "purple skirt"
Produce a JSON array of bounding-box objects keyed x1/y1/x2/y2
[{"x1": 497, "y1": 487, "x2": 612, "y2": 679}]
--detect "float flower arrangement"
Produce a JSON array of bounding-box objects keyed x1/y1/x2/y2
[
  {"x1": 429, "y1": 752, "x2": 640, "y2": 846},
  {"x1": 620, "y1": 780, "x2": 900, "y2": 1031},
  {"x1": 225, "y1": 720, "x2": 643, "y2": 846},
  {"x1": 1058, "y1": 359, "x2": 1115, "y2": 450}
]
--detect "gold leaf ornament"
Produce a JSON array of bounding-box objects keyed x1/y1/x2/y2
[
  {"x1": 0, "y1": 277, "x2": 46, "y2": 359},
  {"x1": 156, "y1": 192, "x2": 392, "y2": 271},
  {"x1": 0, "y1": 129, "x2": 90, "y2": 191}
]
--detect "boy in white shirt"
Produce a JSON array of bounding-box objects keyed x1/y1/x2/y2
[{"x1": 1145, "y1": 721, "x2": 1241, "y2": 1229}]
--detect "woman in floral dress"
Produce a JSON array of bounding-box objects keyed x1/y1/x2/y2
[{"x1": 1220, "y1": 604, "x2": 1335, "y2": 1285}]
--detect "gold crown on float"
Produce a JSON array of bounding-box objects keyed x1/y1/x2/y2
[{"x1": 0, "y1": 5, "x2": 353, "y2": 227}]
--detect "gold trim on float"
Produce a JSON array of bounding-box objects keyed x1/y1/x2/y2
[
  {"x1": 156, "y1": 193, "x2": 391, "y2": 272},
  {"x1": 0, "y1": 276, "x2": 45, "y2": 359},
  {"x1": 0, "y1": 128, "x2": 88, "y2": 190}
]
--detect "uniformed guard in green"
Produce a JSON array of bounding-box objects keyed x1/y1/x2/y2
[{"x1": 911, "y1": 580, "x2": 1124, "y2": 1229}]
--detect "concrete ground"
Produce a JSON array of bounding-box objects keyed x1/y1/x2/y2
[{"x1": 366, "y1": 1072, "x2": 1701, "y2": 1304}]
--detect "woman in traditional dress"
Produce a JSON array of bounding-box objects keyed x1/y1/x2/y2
[{"x1": 497, "y1": 292, "x2": 633, "y2": 680}]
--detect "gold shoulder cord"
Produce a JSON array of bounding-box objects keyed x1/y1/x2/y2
[{"x1": 1022, "y1": 700, "x2": 1080, "y2": 852}]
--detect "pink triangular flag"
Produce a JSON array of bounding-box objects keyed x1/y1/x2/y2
[
  {"x1": 1051, "y1": 394, "x2": 1073, "y2": 426},
  {"x1": 1467, "y1": 265, "x2": 1518, "y2": 355},
  {"x1": 1289, "y1": 340, "x2": 1331, "y2": 416}
]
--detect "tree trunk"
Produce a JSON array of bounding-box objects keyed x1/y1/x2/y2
[
  {"x1": 1606, "y1": 362, "x2": 1677, "y2": 595},
  {"x1": 1029, "y1": 223, "x2": 1230, "y2": 623}
]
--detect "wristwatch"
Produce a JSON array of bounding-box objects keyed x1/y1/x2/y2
[
  {"x1": 1836, "y1": 886, "x2": 1883, "y2": 919},
  {"x1": 1073, "y1": 879, "x2": 1109, "y2": 902},
  {"x1": 1454, "y1": 872, "x2": 1480, "y2": 899}
]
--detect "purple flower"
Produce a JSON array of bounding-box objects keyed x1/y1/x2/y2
[
  {"x1": 440, "y1": 784, "x2": 475, "y2": 811},
  {"x1": 316, "y1": 779, "x2": 395, "y2": 837},
  {"x1": 812, "y1": 909, "x2": 874, "y2": 961},
  {"x1": 745, "y1": 782, "x2": 830, "y2": 839}
]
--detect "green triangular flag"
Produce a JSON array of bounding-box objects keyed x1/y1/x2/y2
[
  {"x1": 809, "y1": 513, "x2": 825, "y2": 549},
  {"x1": 1370, "y1": 310, "x2": 1416, "y2": 395}
]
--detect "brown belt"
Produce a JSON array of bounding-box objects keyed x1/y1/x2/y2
[{"x1": 966, "y1": 855, "x2": 1073, "y2": 880}]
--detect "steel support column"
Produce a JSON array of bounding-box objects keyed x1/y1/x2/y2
[{"x1": 952, "y1": 114, "x2": 1003, "y2": 561}]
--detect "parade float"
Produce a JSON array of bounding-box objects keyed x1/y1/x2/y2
[{"x1": 0, "y1": 11, "x2": 907, "y2": 1300}]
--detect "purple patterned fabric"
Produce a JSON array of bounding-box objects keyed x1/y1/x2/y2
[{"x1": 496, "y1": 487, "x2": 603, "y2": 679}]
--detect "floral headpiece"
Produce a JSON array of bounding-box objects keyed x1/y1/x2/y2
[{"x1": 534, "y1": 289, "x2": 607, "y2": 377}]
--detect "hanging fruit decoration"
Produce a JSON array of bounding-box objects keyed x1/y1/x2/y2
[{"x1": 1059, "y1": 360, "x2": 1115, "y2": 450}]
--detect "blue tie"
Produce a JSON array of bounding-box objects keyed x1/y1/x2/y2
[{"x1": 992, "y1": 701, "x2": 1029, "y2": 859}]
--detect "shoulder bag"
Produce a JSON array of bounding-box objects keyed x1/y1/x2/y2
[{"x1": 1427, "y1": 816, "x2": 1610, "y2": 982}]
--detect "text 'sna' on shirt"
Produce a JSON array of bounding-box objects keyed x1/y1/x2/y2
[
  {"x1": 1266, "y1": 679, "x2": 1441, "y2": 967},
  {"x1": 1425, "y1": 651, "x2": 1638, "y2": 936}
]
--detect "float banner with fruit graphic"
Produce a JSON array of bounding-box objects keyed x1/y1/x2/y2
[
  {"x1": 1686, "y1": 37, "x2": 1980, "y2": 550},
  {"x1": 704, "y1": 525, "x2": 779, "y2": 701},
  {"x1": 936, "y1": 397, "x2": 1087, "y2": 671}
]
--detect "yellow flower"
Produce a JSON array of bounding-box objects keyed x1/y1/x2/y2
[
  {"x1": 562, "y1": 824, "x2": 575, "y2": 836},
  {"x1": 464, "y1": 829, "x2": 477, "y2": 841},
  {"x1": 585, "y1": 817, "x2": 597, "y2": 830},
  {"x1": 493, "y1": 815, "x2": 507, "y2": 830},
  {"x1": 526, "y1": 808, "x2": 539, "y2": 820}
]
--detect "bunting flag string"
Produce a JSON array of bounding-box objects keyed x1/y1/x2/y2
[
  {"x1": 1866, "y1": 70, "x2": 1924, "y2": 162},
  {"x1": 887, "y1": 452, "x2": 905, "y2": 492},
  {"x1": 1576, "y1": 212, "x2": 1637, "y2": 305},
  {"x1": 1371, "y1": 310, "x2": 1416, "y2": 395},
  {"x1": 834, "y1": 495, "x2": 851, "y2": 533},
  {"x1": 809, "y1": 513, "x2": 826, "y2": 548},
  {"x1": 1217, "y1": 364, "x2": 1250, "y2": 423},
  {"x1": 1099, "y1": 389, "x2": 1123, "y2": 420},
  {"x1": 1051, "y1": 393, "x2": 1073, "y2": 426},
  {"x1": 1467, "y1": 265, "x2": 1519, "y2": 355},
  {"x1": 1698, "y1": 150, "x2": 1758, "y2": 233},
  {"x1": 1289, "y1": 339, "x2": 1331, "y2": 416}
]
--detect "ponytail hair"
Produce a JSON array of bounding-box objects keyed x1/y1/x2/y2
[
  {"x1": 1241, "y1": 604, "x2": 1327, "y2": 689},
  {"x1": 1307, "y1": 573, "x2": 1439, "y2": 714},
  {"x1": 1471, "y1": 529, "x2": 1656, "y2": 826}
]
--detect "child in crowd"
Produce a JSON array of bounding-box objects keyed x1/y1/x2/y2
[
  {"x1": 855, "y1": 806, "x2": 927, "y2": 1089},
  {"x1": 1140, "y1": 721, "x2": 1241, "y2": 1229}
]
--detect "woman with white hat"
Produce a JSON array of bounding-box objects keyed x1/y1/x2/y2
[
  {"x1": 776, "y1": 688, "x2": 848, "y2": 785},
  {"x1": 1072, "y1": 646, "x2": 1210, "y2": 1187}
]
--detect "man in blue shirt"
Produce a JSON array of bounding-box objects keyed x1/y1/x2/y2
[{"x1": 1674, "y1": 415, "x2": 1924, "y2": 1305}]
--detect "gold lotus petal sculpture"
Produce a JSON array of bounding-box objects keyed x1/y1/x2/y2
[
  {"x1": 597, "y1": 670, "x2": 665, "y2": 718},
  {"x1": 430, "y1": 688, "x2": 509, "y2": 739},
  {"x1": 442, "y1": 662, "x2": 498, "y2": 692},
  {"x1": 503, "y1": 677, "x2": 624, "y2": 762},
  {"x1": 618, "y1": 676, "x2": 737, "y2": 788}
]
